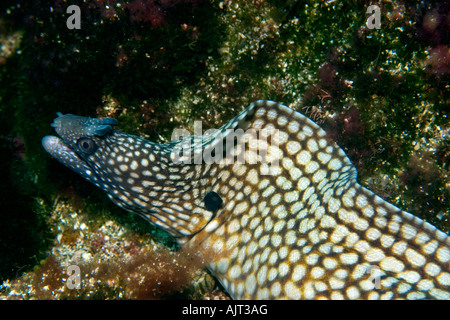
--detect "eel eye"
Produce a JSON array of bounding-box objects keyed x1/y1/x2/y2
[{"x1": 77, "y1": 138, "x2": 97, "y2": 154}]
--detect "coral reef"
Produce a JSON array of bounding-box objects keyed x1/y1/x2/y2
[{"x1": 1, "y1": 200, "x2": 221, "y2": 299}]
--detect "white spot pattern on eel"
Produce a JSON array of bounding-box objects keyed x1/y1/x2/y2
[{"x1": 42, "y1": 100, "x2": 450, "y2": 299}]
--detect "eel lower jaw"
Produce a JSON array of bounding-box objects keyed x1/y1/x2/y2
[
  {"x1": 42, "y1": 135, "x2": 63, "y2": 155},
  {"x1": 42, "y1": 135, "x2": 93, "y2": 179},
  {"x1": 42, "y1": 135, "x2": 73, "y2": 160}
]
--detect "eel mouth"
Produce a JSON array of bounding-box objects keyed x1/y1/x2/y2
[
  {"x1": 42, "y1": 135, "x2": 68, "y2": 158},
  {"x1": 42, "y1": 135, "x2": 91, "y2": 172},
  {"x1": 42, "y1": 135, "x2": 104, "y2": 187}
]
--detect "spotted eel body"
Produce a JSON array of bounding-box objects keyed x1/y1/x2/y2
[{"x1": 42, "y1": 100, "x2": 450, "y2": 299}]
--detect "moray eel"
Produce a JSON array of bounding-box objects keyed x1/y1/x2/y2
[{"x1": 42, "y1": 100, "x2": 450, "y2": 299}]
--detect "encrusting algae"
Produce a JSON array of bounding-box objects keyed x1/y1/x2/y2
[{"x1": 2, "y1": 200, "x2": 222, "y2": 300}]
